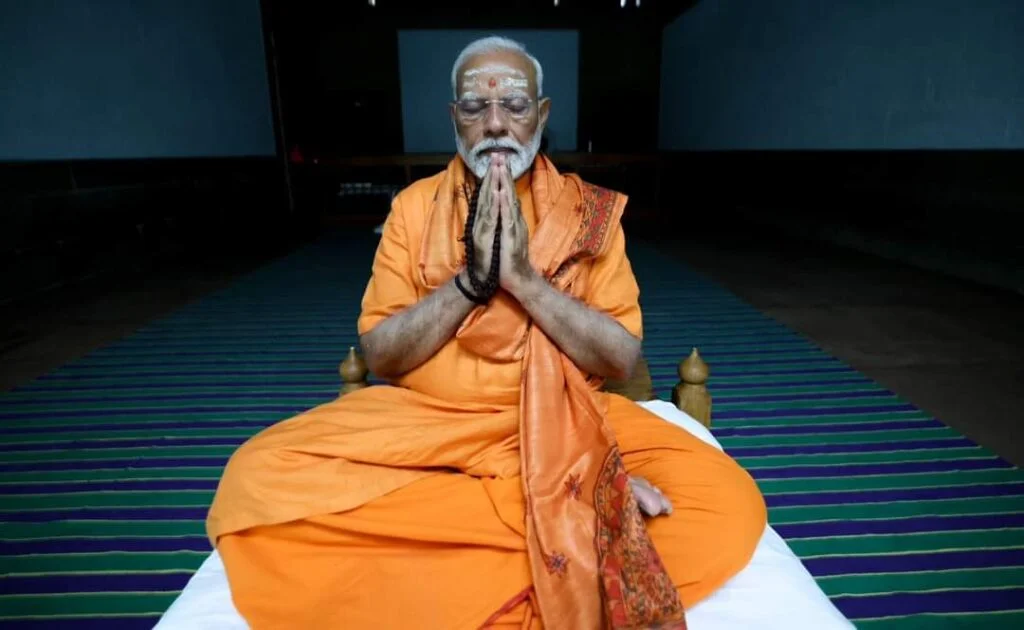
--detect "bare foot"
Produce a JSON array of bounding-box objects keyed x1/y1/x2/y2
[{"x1": 629, "y1": 476, "x2": 673, "y2": 517}]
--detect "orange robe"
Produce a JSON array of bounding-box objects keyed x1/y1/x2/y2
[{"x1": 207, "y1": 155, "x2": 766, "y2": 629}]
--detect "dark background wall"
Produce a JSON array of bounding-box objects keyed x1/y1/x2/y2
[
  {"x1": 273, "y1": 1, "x2": 676, "y2": 229},
  {"x1": 398, "y1": 29, "x2": 579, "y2": 153},
  {"x1": 273, "y1": 1, "x2": 672, "y2": 158},
  {"x1": 1, "y1": 0, "x2": 276, "y2": 160},
  {"x1": 657, "y1": 0, "x2": 1024, "y2": 293},
  {"x1": 2, "y1": 0, "x2": 685, "y2": 306},
  {"x1": 659, "y1": 0, "x2": 1024, "y2": 150},
  {"x1": 3, "y1": 0, "x2": 1020, "y2": 307},
  {"x1": 1, "y1": 0, "x2": 287, "y2": 306}
]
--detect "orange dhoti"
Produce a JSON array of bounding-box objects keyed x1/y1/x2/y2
[
  {"x1": 206, "y1": 155, "x2": 766, "y2": 628},
  {"x1": 211, "y1": 390, "x2": 765, "y2": 629}
]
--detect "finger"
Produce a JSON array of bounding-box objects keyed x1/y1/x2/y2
[
  {"x1": 492, "y1": 158, "x2": 502, "y2": 191},
  {"x1": 497, "y1": 158, "x2": 509, "y2": 195},
  {"x1": 500, "y1": 191, "x2": 511, "y2": 229},
  {"x1": 652, "y1": 486, "x2": 674, "y2": 514},
  {"x1": 497, "y1": 155, "x2": 509, "y2": 190},
  {"x1": 643, "y1": 492, "x2": 664, "y2": 517},
  {"x1": 481, "y1": 161, "x2": 493, "y2": 196},
  {"x1": 498, "y1": 186, "x2": 509, "y2": 226},
  {"x1": 633, "y1": 479, "x2": 670, "y2": 517},
  {"x1": 476, "y1": 186, "x2": 497, "y2": 238},
  {"x1": 636, "y1": 492, "x2": 658, "y2": 517},
  {"x1": 491, "y1": 184, "x2": 501, "y2": 223},
  {"x1": 647, "y1": 485, "x2": 671, "y2": 514},
  {"x1": 476, "y1": 177, "x2": 492, "y2": 232},
  {"x1": 501, "y1": 169, "x2": 516, "y2": 225},
  {"x1": 513, "y1": 197, "x2": 526, "y2": 233}
]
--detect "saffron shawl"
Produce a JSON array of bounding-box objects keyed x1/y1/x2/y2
[{"x1": 418, "y1": 155, "x2": 686, "y2": 629}]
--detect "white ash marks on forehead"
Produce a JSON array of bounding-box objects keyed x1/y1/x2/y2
[
  {"x1": 461, "y1": 64, "x2": 532, "y2": 93},
  {"x1": 500, "y1": 77, "x2": 529, "y2": 89},
  {"x1": 462, "y1": 63, "x2": 527, "y2": 78}
]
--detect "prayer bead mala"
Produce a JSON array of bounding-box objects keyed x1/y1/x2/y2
[{"x1": 460, "y1": 182, "x2": 502, "y2": 302}]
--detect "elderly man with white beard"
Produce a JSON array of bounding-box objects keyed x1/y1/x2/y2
[{"x1": 206, "y1": 36, "x2": 766, "y2": 630}]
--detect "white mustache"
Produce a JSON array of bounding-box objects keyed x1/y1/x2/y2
[{"x1": 469, "y1": 138, "x2": 524, "y2": 160}]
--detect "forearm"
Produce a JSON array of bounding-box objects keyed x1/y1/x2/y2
[
  {"x1": 511, "y1": 275, "x2": 641, "y2": 380},
  {"x1": 359, "y1": 270, "x2": 477, "y2": 379}
]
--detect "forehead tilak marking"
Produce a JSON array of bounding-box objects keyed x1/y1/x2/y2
[
  {"x1": 500, "y1": 77, "x2": 529, "y2": 89},
  {"x1": 462, "y1": 63, "x2": 527, "y2": 78}
]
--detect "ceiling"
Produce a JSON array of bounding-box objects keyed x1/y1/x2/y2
[{"x1": 269, "y1": 0, "x2": 702, "y2": 31}]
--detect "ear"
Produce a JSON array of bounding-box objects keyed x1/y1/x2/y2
[
  {"x1": 537, "y1": 97, "x2": 552, "y2": 130},
  {"x1": 449, "y1": 102, "x2": 458, "y2": 126}
]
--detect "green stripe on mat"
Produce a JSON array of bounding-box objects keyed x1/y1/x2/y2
[
  {"x1": 769, "y1": 497, "x2": 1024, "y2": 524},
  {"x1": 0, "y1": 521, "x2": 206, "y2": 540},
  {"x1": 855, "y1": 610, "x2": 1024, "y2": 629},
  {"x1": 788, "y1": 529, "x2": 1024, "y2": 556},
  {"x1": 0, "y1": 593, "x2": 177, "y2": 617},
  {"x1": 1, "y1": 551, "x2": 206, "y2": 574},
  {"x1": 819, "y1": 568, "x2": 1024, "y2": 597},
  {"x1": 1, "y1": 234, "x2": 1021, "y2": 628},
  {"x1": 0, "y1": 468, "x2": 224, "y2": 484}
]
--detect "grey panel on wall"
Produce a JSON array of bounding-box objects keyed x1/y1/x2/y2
[
  {"x1": 659, "y1": 0, "x2": 1024, "y2": 150},
  {"x1": 0, "y1": 0, "x2": 275, "y2": 160},
  {"x1": 398, "y1": 30, "x2": 579, "y2": 153}
]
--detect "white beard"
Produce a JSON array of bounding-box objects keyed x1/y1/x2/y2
[{"x1": 455, "y1": 126, "x2": 544, "y2": 180}]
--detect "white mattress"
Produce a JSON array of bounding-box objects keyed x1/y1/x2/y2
[{"x1": 155, "y1": 400, "x2": 853, "y2": 629}]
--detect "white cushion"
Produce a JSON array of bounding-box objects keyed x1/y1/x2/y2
[
  {"x1": 155, "y1": 550, "x2": 247, "y2": 630},
  {"x1": 155, "y1": 400, "x2": 852, "y2": 629}
]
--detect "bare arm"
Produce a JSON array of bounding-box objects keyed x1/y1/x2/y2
[
  {"x1": 509, "y1": 274, "x2": 641, "y2": 380},
  {"x1": 359, "y1": 269, "x2": 477, "y2": 379},
  {"x1": 491, "y1": 156, "x2": 640, "y2": 381},
  {"x1": 361, "y1": 160, "x2": 502, "y2": 380}
]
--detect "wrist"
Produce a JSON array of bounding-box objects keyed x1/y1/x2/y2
[
  {"x1": 454, "y1": 268, "x2": 489, "y2": 305},
  {"x1": 507, "y1": 268, "x2": 544, "y2": 304}
]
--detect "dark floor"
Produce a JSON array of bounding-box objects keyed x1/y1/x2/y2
[
  {"x1": 658, "y1": 229, "x2": 1024, "y2": 467},
  {"x1": 0, "y1": 255, "x2": 268, "y2": 392},
  {"x1": 2, "y1": 228, "x2": 1022, "y2": 466}
]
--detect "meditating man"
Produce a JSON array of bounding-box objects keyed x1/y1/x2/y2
[{"x1": 207, "y1": 36, "x2": 766, "y2": 629}]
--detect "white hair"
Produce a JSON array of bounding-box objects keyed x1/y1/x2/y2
[{"x1": 450, "y1": 36, "x2": 544, "y2": 99}]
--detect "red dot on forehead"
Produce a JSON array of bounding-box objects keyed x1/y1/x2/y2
[{"x1": 488, "y1": 78, "x2": 497, "y2": 88}]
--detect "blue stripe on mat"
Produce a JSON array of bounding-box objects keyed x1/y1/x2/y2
[{"x1": 1, "y1": 233, "x2": 1021, "y2": 628}]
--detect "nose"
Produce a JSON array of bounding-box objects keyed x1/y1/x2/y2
[{"x1": 482, "y1": 102, "x2": 509, "y2": 137}]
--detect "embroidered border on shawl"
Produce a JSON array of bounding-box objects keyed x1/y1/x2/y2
[
  {"x1": 574, "y1": 182, "x2": 618, "y2": 257},
  {"x1": 549, "y1": 182, "x2": 620, "y2": 283},
  {"x1": 594, "y1": 448, "x2": 688, "y2": 629}
]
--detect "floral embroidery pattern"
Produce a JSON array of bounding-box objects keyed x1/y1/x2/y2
[
  {"x1": 594, "y1": 448, "x2": 687, "y2": 629},
  {"x1": 573, "y1": 182, "x2": 617, "y2": 258},
  {"x1": 565, "y1": 473, "x2": 582, "y2": 500},
  {"x1": 544, "y1": 551, "x2": 569, "y2": 577},
  {"x1": 548, "y1": 183, "x2": 618, "y2": 283}
]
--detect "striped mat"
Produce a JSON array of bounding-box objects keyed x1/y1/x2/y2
[{"x1": 0, "y1": 233, "x2": 1021, "y2": 628}]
